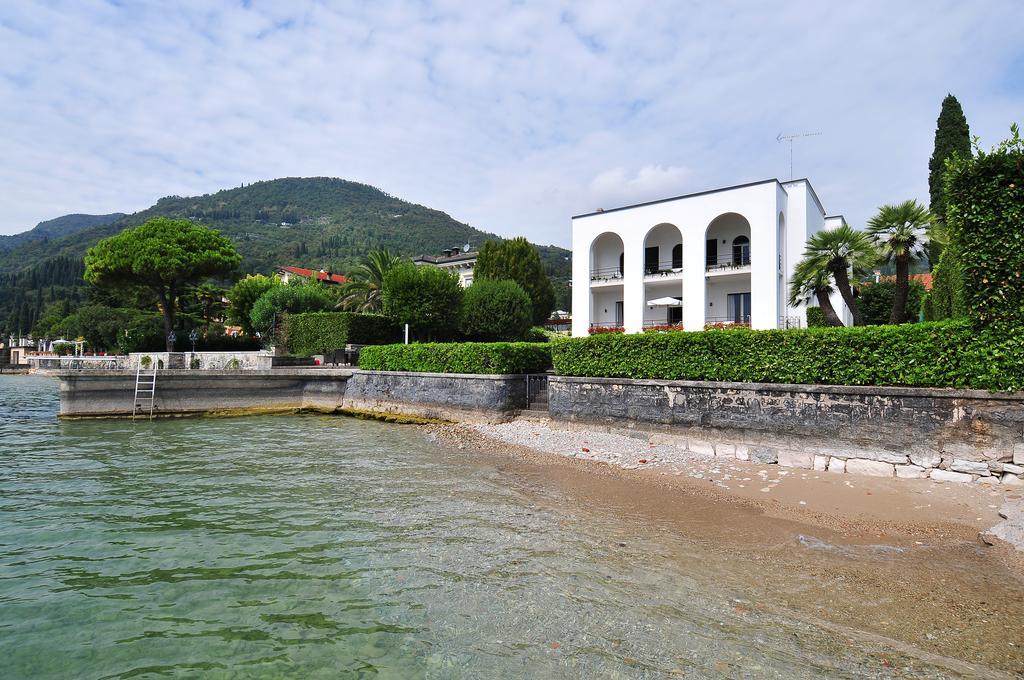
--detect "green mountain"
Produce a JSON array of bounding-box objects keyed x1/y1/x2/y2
[
  {"x1": 0, "y1": 212, "x2": 126, "y2": 252},
  {"x1": 0, "y1": 177, "x2": 570, "y2": 337}
]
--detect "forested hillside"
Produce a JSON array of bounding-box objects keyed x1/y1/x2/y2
[
  {"x1": 0, "y1": 177, "x2": 571, "y2": 337},
  {"x1": 0, "y1": 213, "x2": 125, "y2": 252}
]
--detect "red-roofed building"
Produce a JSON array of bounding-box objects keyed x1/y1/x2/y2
[
  {"x1": 875, "y1": 272, "x2": 933, "y2": 290},
  {"x1": 276, "y1": 266, "x2": 347, "y2": 286}
]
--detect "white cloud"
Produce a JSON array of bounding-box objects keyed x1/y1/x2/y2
[{"x1": 0, "y1": 0, "x2": 1022, "y2": 249}]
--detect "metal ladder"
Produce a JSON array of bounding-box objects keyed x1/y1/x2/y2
[{"x1": 132, "y1": 364, "x2": 157, "y2": 420}]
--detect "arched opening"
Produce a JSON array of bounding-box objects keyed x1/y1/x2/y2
[
  {"x1": 589, "y1": 232, "x2": 625, "y2": 331},
  {"x1": 589, "y1": 232, "x2": 624, "y2": 281},
  {"x1": 704, "y1": 213, "x2": 752, "y2": 327},
  {"x1": 642, "y1": 223, "x2": 684, "y2": 328}
]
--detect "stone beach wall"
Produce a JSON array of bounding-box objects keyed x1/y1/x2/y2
[
  {"x1": 549, "y1": 376, "x2": 1024, "y2": 486},
  {"x1": 343, "y1": 370, "x2": 529, "y2": 423},
  {"x1": 58, "y1": 369, "x2": 352, "y2": 417}
]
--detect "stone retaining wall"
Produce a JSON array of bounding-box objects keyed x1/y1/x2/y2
[
  {"x1": 344, "y1": 370, "x2": 528, "y2": 423},
  {"x1": 58, "y1": 369, "x2": 351, "y2": 418},
  {"x1": 549, "y1": 376, "x2": 1024, "y2": 486}
]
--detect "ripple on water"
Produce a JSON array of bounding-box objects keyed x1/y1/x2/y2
[{"x1": 0, "y1": 375, "x2": 1018, "y2": 678}]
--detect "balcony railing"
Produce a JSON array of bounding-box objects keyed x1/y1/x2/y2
[
  {"x1": 705, "y1": 252, "x2": 751, "y2": 271},
  {"x1": 643, "y1": 260, "x2": 684, "y2": 276},
  {"x1": 643, "y1": 321, "x2": 685, "y2": 331},
  {"x1": 778, "y1": 315, "x2": 803, "y2": 329},
  {"x1": 704, "y1": 315, "x2": 751, "y2": 329},
  {"x1": 589, "y1": 322, "x2": 625, "y2": 333},
  {"x1": 590, "y1": 266, "x2": 624, "y2": 281}
]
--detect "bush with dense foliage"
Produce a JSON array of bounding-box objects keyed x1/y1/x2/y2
[
  {"x1": 858, "y1": 280, "x2": 925, "y2": 325},
  {"x1": 805, "y1": 307, "x2": 827, "y2": 328},
  {"x1": 249, "y1": 279, "x2": 336, "y2": 337},
  {"x1": 359, "y1": 342, "x2": 552, "y2": 374},
  {"x1": 284, "y1": 312, "x2": 399, "y2": 355},
  {"x1": 945, "y1": 124, "x2": 1024, "y2": 324},
  {"x1": 381, "y1": 263, "x2": 464, "y2": 341},
  {"x1": 227, "y1": 274, "x2": 279, "y2": 335},
  {"x1": 551, "y1": 322, "x2": 1024, "y2": 391},
  {"x1": 474, "y1": 237, "x2": 556, "y2": 325},
  {"x1": 458, "y1": 279, "x2": 533, "y2": 341},
  {"x1": 925, "y1": 244, "x2": 966, "y2": 320}
]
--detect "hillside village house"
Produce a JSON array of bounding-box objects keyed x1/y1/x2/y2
[
  {"x1": 413, "y1": 247, "x2": 478, "y2": 287},
  {"x1": 276, "y1": 266, "x2": 347, "y2": 285},
  {"x1": 571, "y1": 178, "x2": 852, "y2": 336}
]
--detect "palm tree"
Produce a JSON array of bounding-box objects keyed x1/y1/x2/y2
[
  {"x1": 788, "y1": 258, "x2": 844, "y2": 326},
  {"x1": 799, "y1": 225, "x2": 877, "y2": 326},
  {"x1": 335, "y1": 249, "x2": 405, "y2": 312},
  {"x1": 866, "y1": 200, "x2": 932, "y2": 324}
]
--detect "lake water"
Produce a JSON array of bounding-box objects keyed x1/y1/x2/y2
[{"x1": 1, "y1": 374, "x2": 1021, "y2": 679}]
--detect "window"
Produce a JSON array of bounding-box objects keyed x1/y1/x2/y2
[
  {"x1": 618, "y1": 253, "x2": 624, "y2": 276},
  {"x1": 672, "y1": 244, "x2": 682, "y2": 269},
  {"x1": 706, "y1": 239, "x2": 718, "y2": 267},
  {"x1": 732, "y1": 235, "x2": 750, "y2": 266},
  {"x1": 615, "y1": 301, "x2": 624, "y2": 326},
  {"x1": 727, "y1": 292, "x2": 751, "y2": 324},
  {"x1": 668, "y1": 306, "x2": 682, "y2": 324},
  {"x1": 645, "y1": 246, "x2": 659, "y2": 274}
]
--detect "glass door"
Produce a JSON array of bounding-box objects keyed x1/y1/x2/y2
[
  {"x1": 727, "y1": 293, "x2": 751, "y2": 324},
  {"x1": 615, "y1": 301, "x2": 624, "y2": 326}
]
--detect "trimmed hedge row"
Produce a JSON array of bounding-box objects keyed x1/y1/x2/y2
[
  {"x1": 551, "y1": 321, "x2": 1024, "y2": 391},
  {"x1": 285, "y1": 312, "x2": 399, "y2": 355},
  {"x1": 359, "y1": 342, "x2": 552, "y2": 374}
]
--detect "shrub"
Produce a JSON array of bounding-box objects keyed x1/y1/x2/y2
[
  {"x1": 523, "y1": 326, "x2": 550, "y2": 343},
  {"x1": 474, "y1": 237, "x2": 556, "y2": 324},
  {"x1": 250, "y1": 280, "x2": 336, "y2": 337},
  {"x1": 382, "y1": 264, "x2": 463, "y2": 341},
  {"x1": 550, "y1": 322, "x2": 1024, "y2": 391},
  {"x1": 945, "y1": 124, "x2": 1024, "y2": 324},
  {"x1": 284, "y1": 312, "x2": 399, "y2": 355},
  {"x1": 227, "y1": 274, "x2": 278, "y2": 336},
  {"x1": 925, "y1": 242, "x2": 967, "y2": 321},
  {"x1": 805, "y1": 307, "x2": 827, "y2": 328},
  {"x1": 858, "y1": 280, "x2": 925, "y2": 325},
  {"x1": 459, "y1": 279, "x2": 533, "y2": 341},
  {"x1": 359, "y1": 342, "x2": 552, "y2": 374}
]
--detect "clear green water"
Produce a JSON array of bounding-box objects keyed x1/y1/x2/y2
[{"x1": 0, "y1": 375, "x2": 1003, "y2": 678}]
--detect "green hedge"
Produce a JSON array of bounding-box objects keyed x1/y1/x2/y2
[
  {"x1": 359, "y1": 342, "x2": 552, "y2": 374},
  {"x1": 551, "y1": 322, "x2": 1024, "y2": 391},
  {"x1": 945, "y1": 125, "x2": 1024, "y2": 324},
  {"x1": 285, "y1": 312, "x2": 399, "y2": 355}
]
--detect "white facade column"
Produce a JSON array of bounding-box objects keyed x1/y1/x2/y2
[
  {"x1": 571, "y1": 233, "x2": 592, "y2": 336},
  {"x1": 622, "y1": 238, "x2": 644, "y2": 333},
  {"x1": 682, "y1": 237, "x2": 706, "y2": 331},
  {"x1": 750, "y1": 212, "x2": 779, "y2": 330}
]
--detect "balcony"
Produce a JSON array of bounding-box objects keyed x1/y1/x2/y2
[
  {"x1": 704, "y1": 315, "x2": 751, "y2": 329},
  {"x1": 705, "y1": 252, "x2": 751, "y2": 274},
  {"x1": 643, "y1": 259, "x2": 683, "y2": 280},
  {"x1": 590, "y1": 266, "x2": 624, "y2": 283}
]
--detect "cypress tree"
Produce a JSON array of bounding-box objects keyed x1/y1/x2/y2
[{"x1": 928, "y1": 94, "x2": 971, "y2": 227}]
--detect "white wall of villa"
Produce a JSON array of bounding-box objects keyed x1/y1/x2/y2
[{"x1": 571, "y1": 179, "x2": 851, "y2": 336}]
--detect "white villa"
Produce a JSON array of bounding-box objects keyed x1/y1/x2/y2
[
  {"x1": 413, "y1": 247, "x2": 478, "y2": 287},
  {"x1": 571, "y1": 178, "x2": 852, "y2": 336}
]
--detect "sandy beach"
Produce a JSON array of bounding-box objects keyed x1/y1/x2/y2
[{"x1": 428, "y1": 417, "x2": 1024, "y2": 675}]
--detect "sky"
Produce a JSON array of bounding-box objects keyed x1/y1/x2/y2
[{"x1": 1, "y1": 1, "x2": 1022, "y2": 247}]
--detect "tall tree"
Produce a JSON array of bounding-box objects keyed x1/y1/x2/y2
[
  {"x1": 336, "y1": 249, "x2": 404, "y2": 312},
  {"x1": 382, "y1": 263, "x2": 464, "y2": 341},
  {"x1": 474, "y1": 237, "x2": 555, "y2": 324},
  {"x1": 85, "y1": 218, "x2": 241, "y2": 351},
  {"x1": 927, "y1": 94, "x2": 971, "y2": 267},
  {"x1": 226, "y1": 274, "x2": 278, "y2": 336},
  {"x1": 788, "y1": 259, "x2": 843, "y2": 327},
  {"x1": 798, "y1": 225, "x2": 877, "y2": 326},
  {"x1": 866, "y1": 200, "x2": 931, "y2": 324}
]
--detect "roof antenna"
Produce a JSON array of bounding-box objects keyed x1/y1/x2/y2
[{"x1": 776, "y1": 131, "x2": 821, "y2": 180}]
